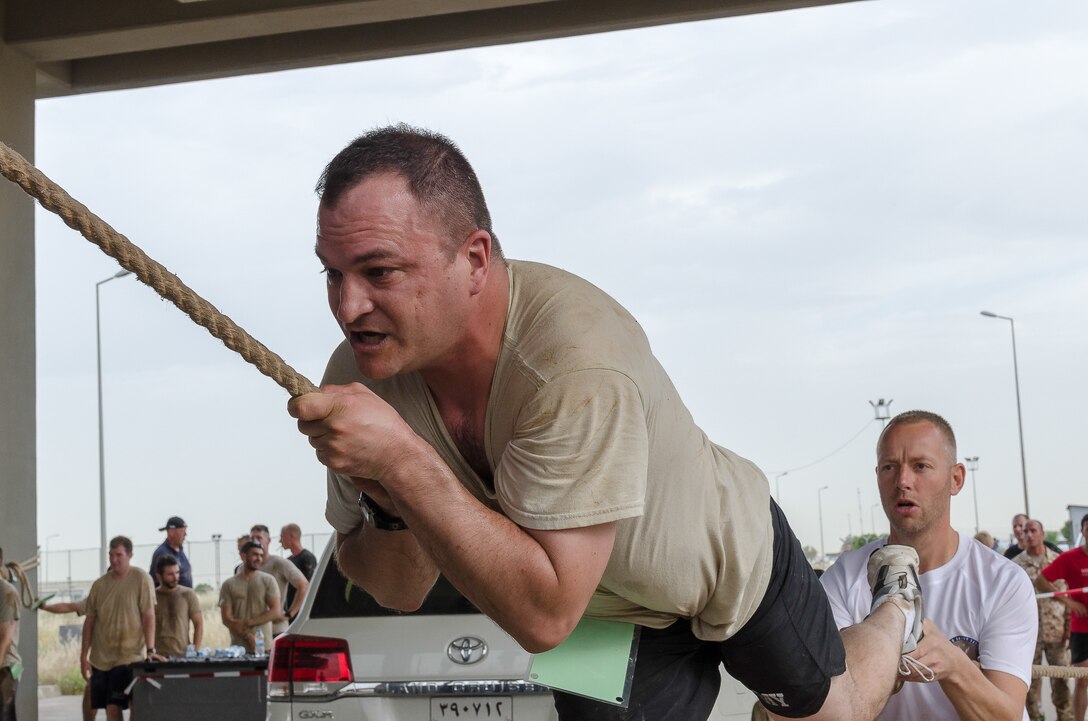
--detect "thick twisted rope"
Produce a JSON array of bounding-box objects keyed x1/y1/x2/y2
[
  {"x1": 1, "y1": 557, "x2": 39, "y2": 609},
  {"x1": 0, "y1": 140, "x2": 317, "y2": 397}
]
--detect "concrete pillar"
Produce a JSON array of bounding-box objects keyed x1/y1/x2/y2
[{"x1": 0, "y1": 3, "x2": 39, "y2": 719}]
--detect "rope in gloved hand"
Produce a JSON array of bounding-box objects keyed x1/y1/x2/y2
[
  {"x1": 0, "y1": 140, "x2": 318, "y2": 398},
  {"x1": 1, "y1": 557, "x2": 39, "y2": 609}
]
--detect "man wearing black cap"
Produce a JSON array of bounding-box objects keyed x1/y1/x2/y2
[{"x1": 150, "y1": 517, "x2": 192, "y2": 588}]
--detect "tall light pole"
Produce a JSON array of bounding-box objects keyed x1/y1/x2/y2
[
  {"x1": 964, "y1": 456, "x2": 980, "y2": 535},
  {"x1": 870, "y1": 502, "x2": 882, "y2": 535},
  {"x1": 212, "y1": 534, "x2": 223, "y2": 588},
  {"x1": 774, "y1": 471, "x2": 788, "y2": 504},
  {"x1": 818, "y1": 485, "x2": 830, "y2": 562},
  {"x1": 97, "y1": 269, "x2": 132, "y2": 574},
  {"x1": 980, "y1": 311, "x2": 1029, "y2": 516}
]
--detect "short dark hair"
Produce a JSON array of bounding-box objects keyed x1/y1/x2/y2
[
  {"x1": 250, "y1": 524, "x2": 270, "y2": 536},
  {"x1": 878, "y1": 410, "x2": 957, "y2": 462},
  {"x1": 316, "y1": 124, "x2": 502, "y2": 259},
  {"x1": 109, "y1": 536, "x2": 133, "y2": 554},
  {"x1": 241, "y1": 540, "x2": 263, "y2": 554},
  {"x1": 155, "y1": 554, "x2": 180, "y2": 574}
]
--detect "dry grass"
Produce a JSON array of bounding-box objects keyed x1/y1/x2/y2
[{"x1": 37, "y1": 590, "x2": 232, "y2": 692}]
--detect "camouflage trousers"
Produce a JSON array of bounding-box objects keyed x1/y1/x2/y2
[{"x1": 1027, "y1": 640, "x2": 1072, "y2": 721}]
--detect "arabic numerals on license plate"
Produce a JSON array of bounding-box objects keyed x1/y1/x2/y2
[{"x1": 430, "y1": 696, "x2": 513, "y2": 720}]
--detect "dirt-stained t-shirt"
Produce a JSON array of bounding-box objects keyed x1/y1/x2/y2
[
  {"x1": 154, "y1": 587, "x2": 201, "y2": 657},
  {"x1": 257, "y1": 556, "x2": 304, "y2": 634},
  {"x1": 325, "y1": 260, "x2": 773, "y2": 642},
  {"x1": 218, "y1": 572, "x2": 279, "y2": 649},
  {"x1": 0, "y1": 577, "x2": 20, "y2": 670},
  {"x1": 84, "y1": 567, "x2": 155, "y2": 670}
]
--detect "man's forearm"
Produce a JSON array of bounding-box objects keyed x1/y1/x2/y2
[
  {"x1": 192, "y1": 614, "x2": 203, "y2": 648},
  {"x1": 142, "y1": 609, "x2": 155, "y2": 651},
  {"x1": 941, "y1": 664, "x2": 1025, "y2": 721},
  {"x1": 377, "y1": 443, "x2": 614, "y2": 653},
  {"x1": 288, "y1": 579, "x2": 309, "y2": 617},
  {"x1": 0, "y1": 624, "x2": 12, "y2": 665},
  {"x1": 335, "y1": 523, "x2": 440, "y2": 612},
  {"x1": 81, "y1": 616, "x2": 95, "y2": 662}
]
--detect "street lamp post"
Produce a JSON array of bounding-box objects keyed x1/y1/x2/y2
[
  {"x1": 980, "y1": 311, "x2": 1029, "y2": 516},
  {"x1": 870, "y1": 502, "x2": 882, "y2": 535},
  {"x1": 964, "y1": 456, "x2": 980, "y2": 535},
  {"x1": 774, "y1": 472, "x2": 788, "y2": 504},
  {"x1": 818, "y1": 485, "x2": 830, "y2": 563},
  {"x1": 97, "y1": 269, "x2": 132, "y2": 574},
  {"x1": 212, "y1": 534, "x2": 223, "y2": 587}
]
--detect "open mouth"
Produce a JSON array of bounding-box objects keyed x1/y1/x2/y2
[
  {"x1": 350, "y1": 331, "x2": 388, "y2": 347},
  {"x1": 895, "y1": 499, "x2": 918, "y2": 512}
]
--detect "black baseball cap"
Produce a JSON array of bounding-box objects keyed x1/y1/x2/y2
[{"x1": 159, "y1": 516, "x2": 187, "y2": 531}]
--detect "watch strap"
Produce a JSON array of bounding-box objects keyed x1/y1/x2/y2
[{"x1": 358, "y1": 492, "x2": 409, "y2": 531}]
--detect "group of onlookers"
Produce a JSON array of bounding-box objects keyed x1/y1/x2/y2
[{"x1": 14, "y1": 516, "x2": 318, "y2": 721}]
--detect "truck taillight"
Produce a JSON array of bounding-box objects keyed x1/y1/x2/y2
[{"x1": 268, "y1": 634, "x2": 354, "y2": 700}]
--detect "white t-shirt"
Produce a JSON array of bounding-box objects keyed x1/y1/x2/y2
[{"x1": 820, "y1": 532, "x2": 1036, "y2": 721}]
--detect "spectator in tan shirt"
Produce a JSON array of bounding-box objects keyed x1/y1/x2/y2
[
  {"x1": 219, "y1": 541, "x2": 282, "y2": 652},
  {"x1": 153, "y1": 556, "x2": 202, "y2": 657},
  {"x1": 250, "y1": 525, "x2": 308, "y2": 632},
  {"x1": 81, "y1": 536, "x2": 162, "y2": 721}
]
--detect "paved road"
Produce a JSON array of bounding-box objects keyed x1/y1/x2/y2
[
  {"x1": 39, "y1": 694, "x2": 83, "y2": 721},
  {"x1": 36, "y1": 680, "x2": 1066, "y2": 720}
]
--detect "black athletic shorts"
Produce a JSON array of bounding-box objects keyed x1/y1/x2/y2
[
  {"x1": 90, "y1": 665, "x2": 134, "y2": 710},
  {"x1": 1071, "y1": 632, "x2": 1088, "y2": 665},
  {"x1": 553, "y1": 499, "x2": 846, "y2": 720}
]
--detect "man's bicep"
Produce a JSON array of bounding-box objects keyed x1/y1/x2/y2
[{"x1": 524, "y1": 521, "x2": 617, "y2": 612}]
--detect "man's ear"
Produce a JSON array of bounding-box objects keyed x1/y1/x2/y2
[
  {"x1": 464, "y1": 230, "x2": 493, "y2": 294},
  {"x1": 949, "y1": 462, "x2": 966, "y2": 496}
]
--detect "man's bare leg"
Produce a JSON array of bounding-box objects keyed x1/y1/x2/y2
[
  {"x1": 766, "y1": 602, "x2": 904, "y2": 721},
  {"x1": 1074, "y1": 673, "x2": 1087, "y2": 721}
]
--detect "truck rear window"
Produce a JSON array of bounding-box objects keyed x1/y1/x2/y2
[{"x1": 310, "y1": 561, "x2": 479, "y2": 618}]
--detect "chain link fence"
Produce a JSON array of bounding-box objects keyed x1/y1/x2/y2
[{"x1": 38, "y1": 533, "x2": 333, "y2": 600}]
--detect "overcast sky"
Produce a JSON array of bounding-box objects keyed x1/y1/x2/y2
[{"x1": 31, "y1": 0, "x2": 1088, "y2": 567}]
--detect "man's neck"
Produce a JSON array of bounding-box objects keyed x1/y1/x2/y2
[
  {"x1": 889, "y1": 525, "x2": 959, "y2": 574},
  {"x1": 421, "y1": 262, "x2": 510, "y2": 417},
  {"x1": 168, "y1": 541, "x2": 182, "y2": 552},
  {"x1": 109, "y1": 566, "x2": 131, "y2": 580},
  {"x1": 1025, "y1": 545, "x2": 1046, "y2": 558},
  {"x1": 240, "y1": 568, "x2": 257, "y2": 579},
  {"x1": 286, "y1": 543, "x2": 303, "y2": 556}
]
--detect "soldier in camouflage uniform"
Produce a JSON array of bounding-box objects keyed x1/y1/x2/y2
[{"x1": 1015, "y1": 519, "x2": 1072, "y2": 721}]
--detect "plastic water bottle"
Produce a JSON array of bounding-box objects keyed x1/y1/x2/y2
[
  {"x1": 185, "y1": 644, "x2": 196, "y2": 658},
  {"x1": 255, "y1": 628, "x2": 265, "y2": 657}
]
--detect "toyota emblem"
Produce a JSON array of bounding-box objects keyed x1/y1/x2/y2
[{"x1": 447, "y1": 636, "x2": 488, "y2": 665}]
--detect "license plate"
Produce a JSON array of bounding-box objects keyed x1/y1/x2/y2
[{"x1": 430, "y1": 696, "x2": 513, "y2": 720}]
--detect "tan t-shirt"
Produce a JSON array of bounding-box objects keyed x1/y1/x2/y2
[
  {"x1": 218, "y1": 572, "x2": 278, "y2": 650},
  {"x1": 257, "y1": 556, "x2": 304, "y2": 634},
  {"x1": 324, "y1": 260, "x2": 773, "y2": 642},
  {"x1": 154, "y1": 587, "x2": 200, "y2": 657},
  {"x1": 0, "y1": 577, "x2": 20, "y2": 670},
  {"x1": 85, "y1": 567, "x2": 155, "y2": 670}
]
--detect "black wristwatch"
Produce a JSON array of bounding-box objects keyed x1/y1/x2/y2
[{"x1": 358, "y1": 492, "x2": 408, "y2": 531}]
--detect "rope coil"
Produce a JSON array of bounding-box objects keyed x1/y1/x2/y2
[{"x1": 0, "y1": 140, "x2": 317, "y2": 397}]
